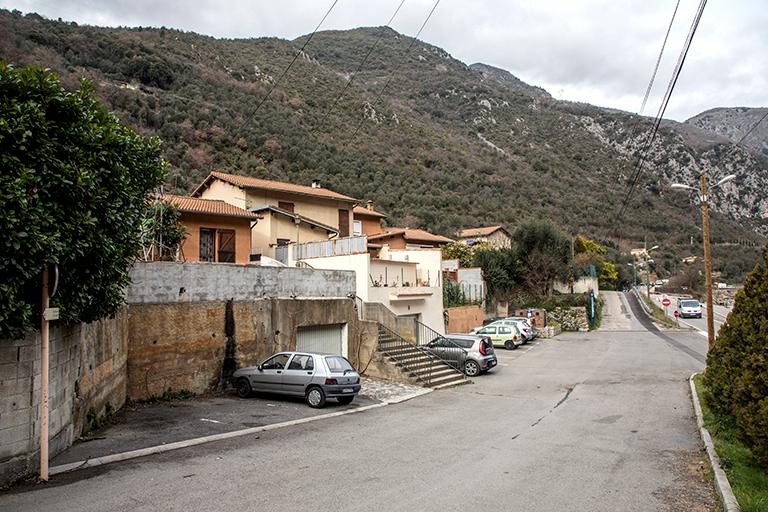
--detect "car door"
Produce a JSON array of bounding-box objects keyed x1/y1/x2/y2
[
  {"x1": 497, "y1": 326, "x2": 514, "y2": 345},
  {"x1": 251, "y1": 353, "x2": 290, "y2": 393},
  {"x1": 476, "y1": 326, "x2": 500, "y2": 346},
  {"x1": 280, "y1": 353, "x2": 316, "y2": 396}
]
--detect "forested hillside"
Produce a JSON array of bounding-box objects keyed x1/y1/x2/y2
[{"x1": 1, "y1": 9, "x2": 765, "y2": 260}]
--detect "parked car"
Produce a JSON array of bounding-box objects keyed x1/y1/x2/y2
[
  {"x1": 482, "y1": 318, "x2": 534, "y2": 343},
  {"x1": 424, "y1": 334, "x2": 497, "y2": 377},
  {"x1": 677, "y1": 298, "x2": 703, "y2": 318},
  {"x1": 473, "y1": 323, "x2": 524, "y2": 350},
  {"x1": 231, "y1": 351, "x2": 361, "y2": 408},
  {"x1": 506, "y1": 317, "x2": 538, "y2": 339}
]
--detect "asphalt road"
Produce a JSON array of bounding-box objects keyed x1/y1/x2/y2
[
  {"x1": 647, "y1": 291, "x2": 731, "y2": 335},
  {"x1": 0, "y1": 291, "x2": 715, "y2": 511}
]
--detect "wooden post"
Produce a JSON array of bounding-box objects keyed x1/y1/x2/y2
[
  {"x1": 40, "y1": 267, "x2": 49, "y2": 481},
  {"x1": 700, "y1": 173, "x2": 715, "y2": 351}
]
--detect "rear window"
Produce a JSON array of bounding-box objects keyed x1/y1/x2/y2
[
  {"x1": 681, "y1": 300, "x2": 700, "y2": 307},
  {"x1": 449, "y1": 338, "x2": 474, "y2": 349},
  {"x1": 325, "y1": 356, "x2": 354, "y2": 373}
]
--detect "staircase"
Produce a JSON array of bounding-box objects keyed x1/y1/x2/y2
[{"x1": 377, "y1": 325, "x2": 467, "y2": 389}]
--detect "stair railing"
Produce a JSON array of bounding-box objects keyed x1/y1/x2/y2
[
  {"x1": 412, "y1": 319, "x2": 468, "y2": 376},
  {"x1": 377, "y1": 323, "x2": 439, "y2": 386}
]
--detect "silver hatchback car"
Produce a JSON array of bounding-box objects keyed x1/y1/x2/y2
[
  {"x1": 424, "y1": 334, "x2": 497, "y2": 377},
  {"x1": 231, "y1": 351, "x2": 361, "y2": 408}
]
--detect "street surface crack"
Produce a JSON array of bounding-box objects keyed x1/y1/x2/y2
[{"x1": 553, "y1": 386, "x2": 576, "y2": 409}]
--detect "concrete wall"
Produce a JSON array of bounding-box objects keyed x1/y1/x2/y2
[
  {"x1": 126, "y1": 261, "x2": 356, "y2": 304},
  {"x1": 457, "y1": 267, "x2": 485, "y2": 302},
  {"x1": 0, "y1": 312, "x2": 127, "y2": 486},
  {"x1": 554, "y1": 276, "x2": 600, "y2": 297},
  {"x1": 127, "y1": 298, "x2": 360, "y2": 400},
  {"x1": 301, "y1": 253, "x2": 370, "y2": 300},
  {"x1": 179, "y1": 211, "x2": 253, "y2": 264},
  {"x1": 445, "y1": 306, "x2": 484, "y2": 334}
]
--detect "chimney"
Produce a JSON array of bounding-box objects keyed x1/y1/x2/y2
[
  {"x1": 366, "y1": 200, "x2": 374, "y2": 211},
  {"x1": 311, "y1": 180, "x2": 321, "y2": 189}
]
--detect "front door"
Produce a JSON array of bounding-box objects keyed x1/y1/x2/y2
[
  {"x1": 250, "y1": 353, "x2": 290, "y2": 393},
  {"x1": 217, "y1": 229, "x2": 235, "y2": 263},
  {"x1": 281, "y1": 354, "x2": 316, "y2": 396}
]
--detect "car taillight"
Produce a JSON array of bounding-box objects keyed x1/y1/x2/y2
[
  {"x1": 325, "y1": 378, "x2": 338, "y2": 385},
  {"x1": 479, "y1": 343, "x2": 487, "y2": 355}
]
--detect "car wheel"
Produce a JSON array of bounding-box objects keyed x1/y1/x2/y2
[
  {"x1": 464, "y1": 360, "x2": 481, "y2": 377},
  {"x1": 337, "y1": 396, "x2": 354, "y2": 405},
  {"x1": 306, "y1": 386, "x2": 326, "y2": 408},
  {"x1": 504, "y1": 340, "x2": 516, "y2": 350},
  {"x1": 235, "y1": 378, "x2": 252, "y2": 398}
]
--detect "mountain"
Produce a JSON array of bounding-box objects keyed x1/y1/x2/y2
[
  {"x1": 686, "y1": 107, "x2": 768, "y2": 157},
  {"x1": 0, "y1": 10, "x2": 765, "y2": 281}
]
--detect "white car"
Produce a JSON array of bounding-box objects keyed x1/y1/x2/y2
[{"x1": 677, "y1": 298, "x2": 702, "y2": 319}]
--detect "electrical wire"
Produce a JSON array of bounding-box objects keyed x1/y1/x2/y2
[
  {"x1": 313, "y1": 0, "x2": 407, "y2": 133},
  {"x1": 640, "y1": 0, "x2": 681, "y2": 115},
  {"x1": 342, "y1": 0, "x2": 441, "y2": 149},
  {"x1": 617, "y1": 0, "x2": 708, "y2": 220},
  {"x1": 736, "y1": 109, "x2": 768, "y2": 145},
  {"x1": 227, "y1": 0, "x2": 339, "y2": 149}
]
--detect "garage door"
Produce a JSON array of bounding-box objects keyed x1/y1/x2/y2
[{"x1": 296, "y1": 324, "x2": 345, "y2": 356}]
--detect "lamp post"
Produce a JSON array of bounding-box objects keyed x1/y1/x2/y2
[
  {"x1": 643, "y1": 240, "x2": 659, "y2": 298},
  {"x1": 627, "y1": 263, "x2": 638, "y2": 288},
  {"x1": 671, "y1": 173, "x2": 736, "y2": 351}
]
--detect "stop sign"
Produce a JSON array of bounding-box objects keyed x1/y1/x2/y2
[
  {"x1": 662, "y1": 297, "x2": 671, "y2": 307},
  {"x1": 674, "y1": 310, "x2": 679, "y2": 318}
]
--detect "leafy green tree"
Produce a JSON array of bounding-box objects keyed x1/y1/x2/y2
[
  {"x1": 139, "y1": 200, "x2": 187, "y2": 261},
  {"x1": 513, "y1": 220, "x2": 571, "y2": 297},
  {"x1": 703, "y1": 243, "x2": 768, "y2": 466},
  {"x1": 441, "y1": 241, "x2": 474, "y2": 268},
  {"x1": 472, "y1": 247, "x2": 524, "y2": 299},
  {"x1": 0, "y1": 63, "x2": 166, "y2": 339}
]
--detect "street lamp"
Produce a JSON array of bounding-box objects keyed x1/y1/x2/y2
[
  {"x1": 644, "y1": 243, "x2": 659, "y2": 298},
  {"x1": 670, "y1": 173, "x2": 736, "y2": 351},
  {"x1": 627, "y1": 263, "x2": 638, "y2": 287}
]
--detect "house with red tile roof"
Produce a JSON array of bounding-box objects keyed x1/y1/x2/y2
[
  {"x1": 191, "y1": 171, "x2": 358, "y2": 262},
  {"x1": 165, "y1": 194, "x2": 259, "y2": 264},
  {"x1": 457, "y1": 225, "x2": 512, "y2": 248}
]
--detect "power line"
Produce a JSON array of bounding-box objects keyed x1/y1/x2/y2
[
  {"x1": 618, "y1": 0, "x2": 707, "y2": 220},
  {"x1": 736, "y1": 109, "x2": 768, "y2": 145},
  {"x1": 313, "y1": 0, "x2": 406, "y2": 133},
  {"x1": 640, "y1": 0, "x2": 681, "y2": 115},
  {"x1": 227, "y1": 0, "x2": 339, "y2": 149},
  {"x1": 342, "y1": 0, "x2": 441, "y2": 149}
]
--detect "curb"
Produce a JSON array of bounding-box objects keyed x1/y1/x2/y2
[
  {"x1": 689, "y1": 372, "x2": 740, "y2": 512},
  {"x1": 50, "y1": 388, "x2": 434, "y2": 477}
]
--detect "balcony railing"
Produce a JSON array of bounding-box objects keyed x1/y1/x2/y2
[{"x1": 294, "y1": 235, "x2": 367, "y2": 260}]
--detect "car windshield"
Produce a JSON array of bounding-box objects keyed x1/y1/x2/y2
[
  {"x1": 325, "y1": 356, "x2": 354, "y2": 373},
  {"x1": 681, "y1": 300, "x2": 700, "y2": 308}
]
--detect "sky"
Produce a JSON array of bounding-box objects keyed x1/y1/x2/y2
[{"x1": 2, "y1": 0, "x2": 766, "y2": 121}]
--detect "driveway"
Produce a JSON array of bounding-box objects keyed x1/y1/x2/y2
[{"x1": 1, "y1": 292, "x2": 715, "y2": 511}]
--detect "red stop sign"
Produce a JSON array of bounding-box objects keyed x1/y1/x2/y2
[
  {"x1": 674, "y1": 310, "x2": 679, "y2": 318},
  {"x1": 662, "y1": 297, "x2": 671, "y2": 307}
]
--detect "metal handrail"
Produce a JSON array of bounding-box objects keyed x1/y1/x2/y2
[
  {"x1": 412, "y1": 318, "x2": 468, "y2": 375},
  {"x1": 377, "y1": 323, "x2": 438, "y2": 385}
]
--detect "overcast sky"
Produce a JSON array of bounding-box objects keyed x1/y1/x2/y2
[{"x1": 3, "y1": 0, "x2": 766, "y2": 121}]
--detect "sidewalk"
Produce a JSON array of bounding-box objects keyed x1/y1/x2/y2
[{"x1": 51, "y1": 377, "x2": 424, "y2": 468}]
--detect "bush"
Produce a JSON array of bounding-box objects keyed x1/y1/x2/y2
[
  {"x1": 0, "y1": 63, "x2": 166, "y2": 339},
  {"x1": 704, "y1": 243, "x2": 768, "y2": 467}
]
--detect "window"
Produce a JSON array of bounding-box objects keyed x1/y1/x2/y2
[
  {"x1": 261, "y1": 354, "x2": 290, "y2": 370},
  {"x1": 199, "y1": 228, "x2": 215, "y2": 262},
  {"x1": 288, "y1": 354, "x2": 314, "y2": 371},
  {"x1": 325, "y1": 356, "x2": 354, "y2": 373},
  {"x1": 478, "y1": 326, "x2": 497, "y2": 335},
  {"x1": 499, "y1": 327, "x2": 511, "y2": 334},
  {"x1": 352, "y1": 220, "x2": 362, "y2": 236},
  {"x1": 278, "y1": 201, "x2": 294, "y2": 213},
  {"x1": 450, "y1": 338, "x2": 474, "y2": 349}
]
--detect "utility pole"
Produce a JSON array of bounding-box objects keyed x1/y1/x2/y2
[
  {"x1": 40, "y1": 267, "x2": 50, "y2": 481},
  {"x1": 700, "y1": 173, "x2": 715, "y2": 351}
]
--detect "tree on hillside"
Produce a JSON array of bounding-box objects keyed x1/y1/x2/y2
[
  {"x1": 513, "y1": 220, "x2": 571, "y2": 297},
  {"x1": 704, "y1": 243, "x2": 768, "y2": 466},
  {"x1": 0, "y1": 63, "x2": 166, "y2": 339}
]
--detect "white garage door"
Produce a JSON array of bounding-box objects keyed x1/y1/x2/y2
[{"x1": 296, "y1": 324, "x2": 345, "y2": 356}]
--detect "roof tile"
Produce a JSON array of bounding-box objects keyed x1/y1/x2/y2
[
  {"x1": 164, "y1": 194, "x2": 259, "y2": 220},
  {"x1": 193, "y1": 171, "x2": 357, "y2": 202}
]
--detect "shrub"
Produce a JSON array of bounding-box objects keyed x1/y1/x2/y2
[
  {"x1": 704, "y1": 243, "x2": 768, "y2": 467},
  {"x1": 0, "y1": 63, "x2": 166, "y2": 339}
]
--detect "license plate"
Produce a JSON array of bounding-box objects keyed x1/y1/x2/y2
[{"x1": 342, "y1": 388, "x2": 353, "y2": 393}]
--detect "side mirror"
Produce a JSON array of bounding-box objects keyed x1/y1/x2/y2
[{"x1": 257, "y1": 365, "x2": 263, "y2": 371}]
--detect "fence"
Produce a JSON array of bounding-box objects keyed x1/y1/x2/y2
[{"x1": 294, "y1": 236, "x2": 367, "y2": 260}]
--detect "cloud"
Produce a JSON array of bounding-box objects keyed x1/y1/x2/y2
[{"x1": 1, "y1": 0, "x2": 766, "y2": 120}]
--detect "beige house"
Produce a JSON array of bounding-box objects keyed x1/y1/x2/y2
[
  {"x1": 353, "y1": 201, "x2": 387, "y2": 236},
  {"x1": 367, "y1": 228, "x2": 453, "y2": 250},
  {"x1": 192, "y1": 171, "x2": 357, "y2": 262},
  {"x1": 458, "y1": 225, "x2": 512, "y2": 248}
]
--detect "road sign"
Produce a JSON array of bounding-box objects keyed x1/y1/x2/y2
[
  {"x1": 673, "y1": 310, "x2": 679, "y2": 318},
  {"x1": 662, "y1": 297, "x2": 671, "y2": 308}
]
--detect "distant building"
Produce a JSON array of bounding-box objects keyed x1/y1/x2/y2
[
  {"x1": 367, "y1": 228, "x2": 453, "y2": 250},
  {"x1": 457, "y1": 225, "x2": 512, "y2": 248},
  {"x1": 352, "y1": 201, "x2": 388, "y2": 236}
]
